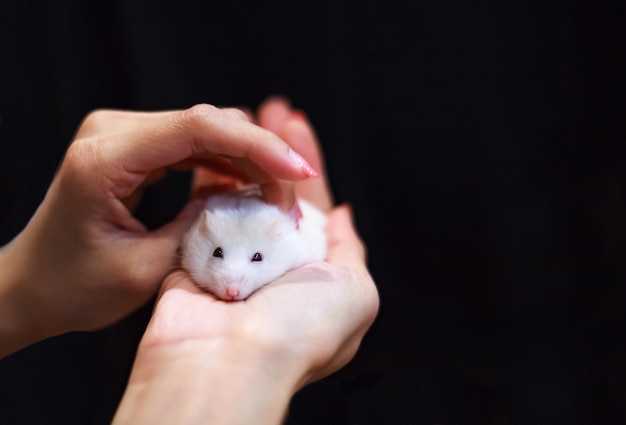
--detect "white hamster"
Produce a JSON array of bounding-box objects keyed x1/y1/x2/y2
[{"x1": 180, "y1": 187, "x2": 327, "y2": 301}]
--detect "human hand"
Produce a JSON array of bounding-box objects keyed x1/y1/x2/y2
[
  {"x1": 0, "y1": 103, "x2": 317, "y2": 357},
  {"x1": 112, "y1": 98, "x2": 379, "y2": 424}
]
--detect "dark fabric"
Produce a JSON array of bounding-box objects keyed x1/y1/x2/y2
[{"x1": 1, "y1": 1, "x2": 625, "y2": 423}]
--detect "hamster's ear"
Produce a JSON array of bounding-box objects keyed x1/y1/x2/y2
[
  {"x1": 288, "y1": 201, "x2": 302, "y2": 230},
  {"x1": 198, "y1": 210, "x2": 211, "y2": 236}
]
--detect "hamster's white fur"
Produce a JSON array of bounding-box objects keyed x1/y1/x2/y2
[{"x1": 181, "y1": 187, "x2": 327, "y2": 301}]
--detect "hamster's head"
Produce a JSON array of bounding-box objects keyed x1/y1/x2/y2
[{"x1": 183, "y1": 203, "x2": 297, "y2": 301}]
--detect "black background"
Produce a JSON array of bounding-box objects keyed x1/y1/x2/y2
[{"x1": 1, "y1": 1, "x2": 626, "y2": 424}]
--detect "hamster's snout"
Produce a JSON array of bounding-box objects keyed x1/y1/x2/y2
[
  {"x1": 226, "y1": 287, "x2": 240, "y2": 299},
  {"x1": 222, "y1": 278, "x2": 247, "y2": 301}
]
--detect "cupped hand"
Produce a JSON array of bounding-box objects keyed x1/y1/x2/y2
[
  {"x1": 138, "y1": 98, "x2": 379, "y2": 387},
  {"x1": 0, "y1": 102, "x2": 317, "y2": 356}
]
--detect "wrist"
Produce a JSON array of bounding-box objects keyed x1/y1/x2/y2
[
  {"x1": 0, "y1": 239, "x2": 52, "y2": 358},
  {"x1": 113, "y1": 336, "x2": 306, "y2": 425}
]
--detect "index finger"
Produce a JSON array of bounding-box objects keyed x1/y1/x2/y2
[
  {"x1": 102, "y1": 104, "x2": 317, "y2": 196},
  {"x1": 257, "y1": 98, "x2": 333, "y2": 212}
]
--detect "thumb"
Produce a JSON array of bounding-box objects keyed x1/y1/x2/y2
[
  {"x1": 133, "y1": 199, "x2": 205, "y2": 277},
  {"x1": 325, "y1": 204, "x2": 368, "y2": 269}
]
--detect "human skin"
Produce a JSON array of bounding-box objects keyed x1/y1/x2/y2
[
  {"x1": 0, "y1": 101, "x2": 318, "y2": 358},
  {"x1": 112, "y1": 98, "x2": 379, "y2": 424},
  {"x1": 0, "y1": 97, "x2": 379, "y2": 424},
  {"x1": 112, "y1": 204, "x2": 377, "y2": 425}
]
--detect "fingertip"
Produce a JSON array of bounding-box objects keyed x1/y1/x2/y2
[
  {"x1": 178, "y1": 198, "x2": 206, "y2": 223},
  {"x1": 288, "y1": 148, "x2": 320, "y2": 178},
  {"x1": 260, "y1": 94, "x2": 291, "y2": 109},
  {"x1": 258, "y1": 96, "x2": 292, "y2": 134},
  {"x1": 328, "y1": 204, "x2": 356, "y2": 233},
  {"x1": 254, "y1": 98, "x2": 324, "y2": 182},
  {"x1": 326, "y1": 203, "x2": 367, "y2": 264},
  {"x1": 289, "y1": 107, "x2": 308, "y2": 121},
  {"x1": 281, "y1": 118, "x2": 332, "y2": 211},
  {"x1": 280, "y1": 114, "x2": 325, "y2": 178}
]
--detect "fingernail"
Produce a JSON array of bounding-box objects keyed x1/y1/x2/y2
[{"x1": 289, "y1": 148, "x2": 319, "y2": 178}]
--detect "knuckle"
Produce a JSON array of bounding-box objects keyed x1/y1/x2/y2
[
  {"x1": 62, "y1": 137, "x2": 99, "y2": 172},
  {"x1": 182, "y1": 103, "x2": 220, "y2": 123},
  {"x1": 85, "y1": 108, "x2": 112, "y2": 121},
  {"x1": 56, "y1": 138, "x2": 105, "y2": 193},
  {"x1": 79, "y1": 109, "x2": 115, "y2": 133}
]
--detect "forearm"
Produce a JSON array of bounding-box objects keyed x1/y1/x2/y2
[
  {"x1": 0, "y1": 223, "x2": 74, "y2": 358},
  {"x1": 112, "y1": 338, "x2": 305, "y2": 425}
]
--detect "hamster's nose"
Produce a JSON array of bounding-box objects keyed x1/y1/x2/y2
[{"x1": 226, "y1": 287, "x2": 240, "y2": 299}]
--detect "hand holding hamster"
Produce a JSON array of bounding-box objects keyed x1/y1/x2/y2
[
  {"x1": 114, "y1": 98, "x2": 378, "y2": 425},
  {"x1": 181, "y1": 186, "x2": 327, "y2": 301},
  {"x1": 0, "y1": 102, "x2": 318, "y2": 358}
]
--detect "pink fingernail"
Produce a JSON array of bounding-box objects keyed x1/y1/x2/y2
[{"x1": 289, "y1": 148, "x2": 319, "y2": 178}]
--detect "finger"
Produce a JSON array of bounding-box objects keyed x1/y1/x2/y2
[
  {"x1": 258, "y1": 96, "x2": 293, "y2": 134},
  {"x1": 255, "y1": 97, "x2": 311, "y2": 211},
  {"x1": 257, "y1": 97, "x2": 332, "y2": 211},
  {"x1": 99, "y1": 104, "x2": 318, "y2": 199},
  {"x1": 325, "y1": 205, "x2": 367, "y2": 268},
  {"x1": 191, "y1": 167, "x2": 236, "y2": 190},
  {"x1": 77, "y1": 107, "x2": 250, "y2": 140},
  {"x1": 170, "y1": 157, "x2": 249, "y2": 181},
  {"x1": 257, "y1": 97, "x2": 325, "y2": 179},
  {"x1": 230, "y1": 157, "x2": 296, "y2": 211},
  {"x1": 158, "y1": 269, "x2": 208, "y2": 300},
  {"x1": 188, "y1": 164, "x2": 289, "y2": 208},
  {"x1": 74, "y1": 109, "x2": 176, "y2": 139},
  {"x1": 131, "y1": 198, "x2": 206, "y2": 282},
  {"x1": 221, "y1": 107, "x2": 252, "y2": 122},
  {"x1": 260, "y1": 179, "x2": 296, "y2": 213},
  {"x1": 278, "y1": 115, "x2": 333, "y2": 212},
  {"x1": 122, "y1": 168, "x2": 168, "y2": 211},
  {"x1": 239, "y1": 107, "x2": 255, "y2": 123},
  {"x1": 189, "y1": 168, "x2": 239, "y2": 200}
]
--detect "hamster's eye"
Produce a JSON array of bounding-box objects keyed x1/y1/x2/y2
[
  {"x1": 251, "y1": 252, "x2": 263, "y2": 262},
  {"x1": 213, "y1": 247, "x2": 223, "y2": 258}
]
